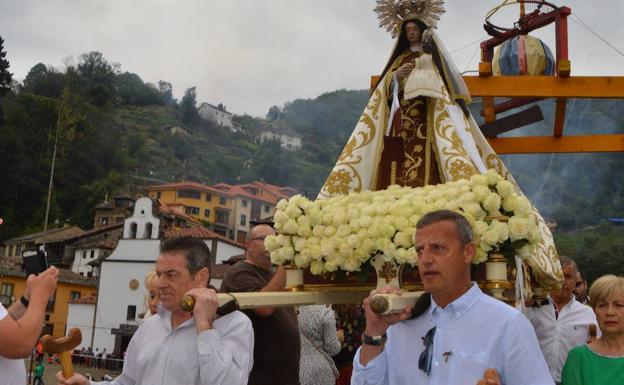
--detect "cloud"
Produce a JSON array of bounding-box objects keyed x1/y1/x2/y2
[{"x1": 1, "y1": 0, "x2": 622, "y2": 116}]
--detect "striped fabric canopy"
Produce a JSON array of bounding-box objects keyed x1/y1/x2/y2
[{"x1": 493, "y1": 34, "x2": 555, "y2": 76}]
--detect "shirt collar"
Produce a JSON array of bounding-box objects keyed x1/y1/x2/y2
[
  {"x1": 429, "y1": 282, "x2": 482, "y2": 319},
  {"x1": 157, "y1": 304, "x2": 194, "y2": 332}
]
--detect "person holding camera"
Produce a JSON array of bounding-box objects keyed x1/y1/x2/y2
[{"x1": 0, "y1": 266, "x2": 59, "y2": 385}]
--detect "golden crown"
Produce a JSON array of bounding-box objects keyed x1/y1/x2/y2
[{"x1": 374, "y1": 0, "x2": 446, "y2": 38}]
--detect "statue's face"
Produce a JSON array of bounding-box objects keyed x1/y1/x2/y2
[{"x1": 405, "y1": 21, "x2": 422, "y2": 45}]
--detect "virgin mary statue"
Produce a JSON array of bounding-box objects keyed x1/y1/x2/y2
[{"x1": 318, "y1": 0, "x2": 562, "y2": 288}]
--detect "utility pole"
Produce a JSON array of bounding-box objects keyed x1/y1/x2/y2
[{"x1": 43, "y1": 125, "x2": 60, "y2": 233}]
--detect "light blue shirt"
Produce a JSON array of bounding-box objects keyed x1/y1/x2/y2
[{"x1": 351, "y1": 283, "x2": 554, "y2": 385}]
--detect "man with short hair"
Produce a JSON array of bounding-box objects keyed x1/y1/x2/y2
[
  {"x1": 352, "y1": 209, "x2": 553, "y2": 385},
  {"x1": 525, "y1": 256, "x2": 597, "y2": 384},
  {"x1": 57, "y1": 236, "x2": 254, "y2": 385},
  {"x1": 574, "y1": 269, "x2": 590, "y2": 305},
  {"x1": 220, "y1": 224, "x2": 301, "y2": 385}
]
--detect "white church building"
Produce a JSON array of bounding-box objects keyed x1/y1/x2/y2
[{"x1": 71, "y1": 197, "x2": 244, "y2": 356}]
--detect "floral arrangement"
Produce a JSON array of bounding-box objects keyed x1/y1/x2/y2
[{"x1": 265, "y1": 170, "x2": 540, "y2": 275}]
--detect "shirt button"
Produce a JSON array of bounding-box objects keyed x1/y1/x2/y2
[{"x1": 434, "y1": 361, "x2": 439, "y2": 366}]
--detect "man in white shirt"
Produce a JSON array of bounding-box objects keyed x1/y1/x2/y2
[
  {"x1": 57, "y1": 236, "x2": 254, "y2": 385},
  {"x1": 351, "y1": 209, "x2": 554, "y2": 385},
  {"x1": 0, "y1": 266, "x2": 58, "y2": 385},
  {"x1": 525, "y1": 256, "x2": 597, "y2": 384}
]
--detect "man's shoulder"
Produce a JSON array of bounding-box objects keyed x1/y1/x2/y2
[
  {"x1": 475, "y1": 291, "x2": 522, "y2": 319},
  {"x1": 216, "y1": 310, "x2": 252, "y2": 329}
]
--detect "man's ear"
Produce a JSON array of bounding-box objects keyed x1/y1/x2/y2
[
  {"x1": 194, "y1": 267, "x2": 210, "y2": 287},
  {"x1": 463, "y1": 243, "x2": 476, "y2": 264}
]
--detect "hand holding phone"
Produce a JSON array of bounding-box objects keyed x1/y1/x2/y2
[{"x1": 22, "y1": 250, "x2": 49, "y2": 276}]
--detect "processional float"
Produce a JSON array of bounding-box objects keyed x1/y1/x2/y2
[{"x1": 189, "y1": 0, "x2": 624, "y2": 315}]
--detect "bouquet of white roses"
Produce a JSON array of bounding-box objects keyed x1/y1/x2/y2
[{"x1": 265, "y1": 170, "x2": 541, "y2": 275}]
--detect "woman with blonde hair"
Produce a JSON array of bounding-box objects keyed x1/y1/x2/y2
[
  {"x1": 562, "y1": 274, "x2": 624, "y2": 385},
  {"x1": 143, "y1": 269, "x2": 159, "y2": 317}
]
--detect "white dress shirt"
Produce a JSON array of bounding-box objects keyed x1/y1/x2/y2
[
  {"x1": 525, "y1": 296, "x2": 598, "y2": 382},
  {"x1": 351, "y1": 283, "x2": 554, "y2": 385},
  {"x1": 92, "y1": 308, "x2": 254, "y2": 385},
  {"x1": 0, "y1": 303, "x2": 27, "y2": 385}
]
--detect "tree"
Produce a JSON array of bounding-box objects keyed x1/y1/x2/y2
[
  {"x1": 158, "y1": 80, "x2": 174, "y2": 105},
  {"x1": 266, "y1": 105, "x2": 282, "y2": 121},
  {"x1": 0, "y1": 36, "x2": 13, "y2": 98},
  {"x1": 75, "y1": 51, "x2": 118, "y2": 106},
  {"x1": 180, "y1": 86, "x2": 199, "y2": 124},
  {"x1": 21, "y1": 63, "x2": 66, "y2": 98},
  {"x1": 116, "y1": 72, "x2": 163, "y2": 106}
]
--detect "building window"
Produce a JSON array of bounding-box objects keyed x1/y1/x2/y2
[
  {"x1": 0, "y1": 283, "x2": 14, "y2": 306},
  {"x1": 216, "y1": 211, "x2": 229, "y2": 225},
  {"x1": 240, "y1": 214, "x2": 246, "y2": 226},
  {"x1": 70, "y1": 291, "x2": 81, "y2": 301},
  {"x1": 126, "y1": 305, "x2": 137, "y2": 321},
  {"x1": 205, "y1": 193, "x2": 212, "y2": 202},
  {"x1": 242, "y1": 200, "x2": 248, "y2": 208},
  {"x1": 178, "y1": 189, "x2": 201, "y2": 199},
  {"x1": 156, "y1": 191, "x2": 162, "y2": 199},
  {"x1": 204, "y1": 209, "x2": 211, "y2": 218},
  {"x1": 185, "y1": 206, "x2": 200, "y2": 216},
  {"x1": 101, "y1": 217, "x2": 108, "y2": 225},
  {"x1": 15, "y1": 244, "x2": 22, "y2": 256},
  {"x1": 116, "y1": 216, "x2": 124, "y2": 223},
  {"x1": 264, "y1": 205, "x2": 270, "y2": 213},
  {"x1": 219, "y1": 197, "x2": 226, "y2": 205},
  {"x1": 90, "y1": 250, "x2": 95, "y2": 259},
  {"x1": 46, "y1": 290, "x2": 56, "y2": 313},
  {"x1": 82, "y1": 251, "x2": 87, "y2": 259}
]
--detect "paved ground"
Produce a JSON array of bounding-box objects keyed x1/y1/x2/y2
[{"x1": 24, "y1": 358, "x2": 122, "y2": 384}]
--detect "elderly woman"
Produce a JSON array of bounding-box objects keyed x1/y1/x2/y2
[
  {"x1": 297, "y1": 304, "x2": 342, "y2": 385},
  {"x1": 561, "y1": 274, "x2": 624, "y2": 385}
]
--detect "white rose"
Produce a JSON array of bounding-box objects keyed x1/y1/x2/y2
[
  {"x1": 501, "y1": 194, "x2": 519, "y2": 213},
  {"x1": 273, "y1": 210, "x2": 289, "y2": 226},
  {"x1": 470, "y1": 174, "x2": 489, "y2": 187},
  {"x1": 496, "y1": 180, "x2": 515, "y2": 199},
  {"x1": 264, "y1": 235, "x2": 280, "y2": 252},
  {"x1": 283, "y1": 219, "x2": 298, "y2": 234},
  {"x1": 310, "y1": 260, "x2": 325, "y2": 275},
  {"x1": 462, "y1": 202, "x2": 485, "y2": 219},
  {"x1": 294, "y1": 253, "x2": 311, "y2": 267},
  {"x1": 482, "y1": 193, "x2": 502, "y2": 214},
  {"x1": 485, "y1": 170, "x2": 500, "y2": 185},
  {"x1": 346, "y1": 234, "x2": 360, "y2": 248},
  {"x1": 312, "y1": 225, "x2": 325, "y2": 238},
  {"x1": 508, "y1": 216, "x2": 530, "y2": 241},
  {"x1": 472, "y1": 185, "x2": 490, "y2": 201},
  {"x1": 323, "y1": 225, "x2": 337, "y2": 237},
  {"x1": 336, "y1": 224, "x2": 351, "y2": 238},
  {"x1": 473, "y1": 248, "x2": 489, "y2": 264},
  {"x1": 277, "y1": 246, "x2": 295, "y2": 262},
  {"x1": 285, "y1": 204, "x2": 302, "y2": 219},
  {"x1": 276, "y1": 199, "x2": 288, "y2": 210},
  {"x1": 393, "y1": 231, "x2": 412, "y2": 248},
  {"x1": 342, "y1": 257, "x2": 360, "y2": 272},
  {"x1": 482, "y1": 230, "x2": 500, "y2": 247},
  {"x1": 324, "y1": 260, "x2": 339, "y2": 272},
  {"x1": 292, "y1": 236, "x2": 306, "y2": 252},
  {"x1": 276, "y1": 234, "x2": 291, "y2": 247},
  {"x1": 359, "y1": 215, "x2": 373, "y2": 228},
  {"x1": 308, "y1": 208, "x2": 322, "y2": 226},
  {"x1": 515, "y1": 196, "x2": 533, "y2": 216}
]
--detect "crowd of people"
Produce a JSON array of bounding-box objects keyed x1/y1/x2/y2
[{"x1": 0, "y1": 211, "x2": 622, "y2": 385}]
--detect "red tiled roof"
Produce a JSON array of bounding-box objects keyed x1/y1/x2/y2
[{"x1": 163, "y1": 226, "x2": 244, "y2": 248}]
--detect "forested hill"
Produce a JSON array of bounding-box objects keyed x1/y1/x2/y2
[
  {"x1": 1, "y1": 50, "x2": 622, "y2": 281},
  {"x1": 0, "y1": 51, "x2": 369, "y2": 240}
]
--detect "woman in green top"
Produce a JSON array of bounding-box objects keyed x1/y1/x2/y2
[{"x1": 562, "y1": 274, "x2": 624, "y2": 385}]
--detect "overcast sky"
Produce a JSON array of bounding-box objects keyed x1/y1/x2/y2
[{"x1": 2, "y1": 0, "x2": 623, "y2": 117}]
